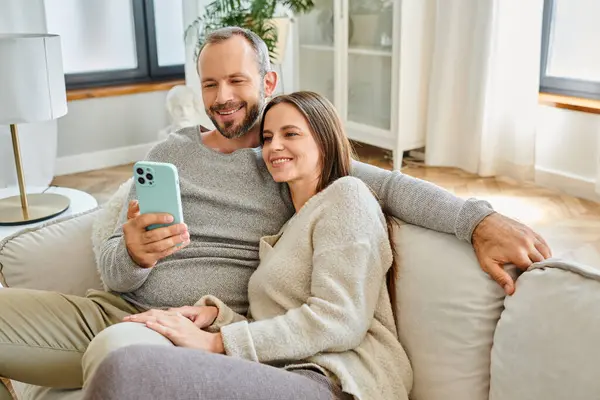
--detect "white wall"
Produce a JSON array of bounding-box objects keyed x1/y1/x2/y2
[
  {"x1": 54, "y1": 91, "x2": 169, "y2": 175},
  {"x1": 58, "y1": 92, "x2": 169, "y2": 157},
  {"x1": 535, "y1": 105, "x2": 600, "y2": 202}
]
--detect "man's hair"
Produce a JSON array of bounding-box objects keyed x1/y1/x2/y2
[{"x1": 198, "y1": 26, "x2": 271, "y2": 77}]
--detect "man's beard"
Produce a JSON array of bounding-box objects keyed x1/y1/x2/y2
[{"x1": 208, "y1": 95, "x2": 265, "y2": 140}]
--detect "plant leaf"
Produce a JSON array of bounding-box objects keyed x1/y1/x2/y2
[{"x1": 184, "y1": 0, "x2": 315, "y2": 63}]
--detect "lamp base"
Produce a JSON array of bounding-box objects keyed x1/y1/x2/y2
[{"x1": 0, "y1": 193, "x2": 70, "y2": 226}]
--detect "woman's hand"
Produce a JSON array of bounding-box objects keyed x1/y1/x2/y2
[
  {"x1": 124, "y1": 306, "x2": 218, "y2": 329},
  {"x1": 124, "y1": 309, "x2": 224, "y2": 353}
]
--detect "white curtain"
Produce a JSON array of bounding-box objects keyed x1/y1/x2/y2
[
  {"x1": 399, "y1": 0, "x2": 543, "y2": 180},
  {"x1": 0, "y1": 0, "x2": 58, "y2": 189}
]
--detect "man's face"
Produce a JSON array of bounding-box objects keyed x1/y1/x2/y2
[{"x1": 198, "y1": 36, "x2": 275, "y2": 139}]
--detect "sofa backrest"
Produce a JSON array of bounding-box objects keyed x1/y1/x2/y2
[
  {"x1": 392, "y1": 221, "x2": 512, "y2": 400},
  {"x1": 0, "y1": 209, "x2": 104, "y2": 296}
]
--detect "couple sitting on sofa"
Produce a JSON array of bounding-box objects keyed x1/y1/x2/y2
[{"x1": 0, "y1": 27, "x2": 551, "y2": 400}]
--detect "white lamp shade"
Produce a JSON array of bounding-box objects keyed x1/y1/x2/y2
[{"x1": 0, "y1": 33, "x2": 67, "y2": 124}]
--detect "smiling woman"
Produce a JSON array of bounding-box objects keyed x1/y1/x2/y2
[
  {"x1": 260, "y1": 92, "x2": 353, "y2": 211},
  {"x1": 261, "y1": 106, "x2": 322, "y2": 196}
]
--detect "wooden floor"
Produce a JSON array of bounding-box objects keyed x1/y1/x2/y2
[{"x1": 51, "y1": 142, "x2": 600, "y2": 268}]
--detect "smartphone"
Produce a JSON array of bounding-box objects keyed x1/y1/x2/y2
[{"x1": 133, "y1": 161, "x2": 184, "y2": 231}]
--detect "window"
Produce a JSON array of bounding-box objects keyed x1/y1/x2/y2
[
  {"x1": 540, "y1": 0, "x2": 600, "y2": 100},
  {"x1": 44, "y1": 0, "x2": 185, "y2": 89}
]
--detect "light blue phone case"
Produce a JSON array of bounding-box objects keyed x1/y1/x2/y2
[{"x1": 133, "y1": 161, "x2": 184, "y2": 231}]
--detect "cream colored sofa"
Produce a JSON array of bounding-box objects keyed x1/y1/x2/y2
[{"x1": 1, "y1": 208, "x2": 600, "y2": 400}]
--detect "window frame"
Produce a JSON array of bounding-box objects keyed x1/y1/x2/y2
[
  {"x1": 540, "y1": 0, "x2": 600, "y2": 100},
  {"x1": 62, "y1": 0, "x2": 184, "y2": 90},
  {"x1": 144, "y1": 0, "x2": 186, "y2": 79}
]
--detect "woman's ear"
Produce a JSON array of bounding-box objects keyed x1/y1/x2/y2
[{"x1": 263, "y1": 71, "x2": 279, "y2": 97}]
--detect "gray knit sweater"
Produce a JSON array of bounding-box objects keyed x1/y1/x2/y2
[{"x1": 98, "y1": 127, "x2": 493, "y2": 311}]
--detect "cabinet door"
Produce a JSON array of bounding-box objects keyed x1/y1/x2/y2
[
  {"x1": 344, "y1": 0, "x2": 395, "y2": 146},
  {"x1": 296, "y1": 0, "x2": 337, "y2": 106}
]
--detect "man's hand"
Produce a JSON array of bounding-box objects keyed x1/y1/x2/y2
[
  {"x1": 123, "y1": 200, "x2": 190, "y2": 268},
  {"x1": 123, "y1": 306, "x2": 218, "y2": 329},
  {"x1": 472, "y1": 212, "x2": 552, "y2": 295}
]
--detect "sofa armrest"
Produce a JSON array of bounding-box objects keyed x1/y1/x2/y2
[
  {"x1": 0, "y1": 208, "x2": 104, "y2": 296},
  {"x1": 490, "y1": 259, "x2": 600, "y2": 400}
]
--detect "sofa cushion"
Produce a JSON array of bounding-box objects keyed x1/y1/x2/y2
[
  {"x1": 91, "y1": 177, "x2": 132, "y2": 266},
  {"x1": 0, "y1": 209, "x2": 103, "y2": 296},
  {"x1": 490, "y1": 259, "x2": 600, "y2": 400},
  {"x1": 393, "y1": 223, "x2": 515, "y2": 400}
]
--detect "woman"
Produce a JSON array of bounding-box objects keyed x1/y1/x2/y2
[{"x1": 84, "y1": 92, "x2": 412, "y2": 400}]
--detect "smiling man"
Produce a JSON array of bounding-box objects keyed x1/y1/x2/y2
[
  {"x1": 0, "y1": 27, "x2": 551, "y2": 398},
  {"x1": 201, "y1": 37, "x2": 267, "y2": 140},
  {"x1": 198, "y1": 33, "x2": 276, "y2": 152}
]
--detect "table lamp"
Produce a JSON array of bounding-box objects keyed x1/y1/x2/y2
[{"x1": 0, "y1": 33, "x2": 69, "y2": 226}]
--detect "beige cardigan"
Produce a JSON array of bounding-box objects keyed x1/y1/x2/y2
[{"x1": 196, "y1": 176, "x2": 412, "y2": 400}]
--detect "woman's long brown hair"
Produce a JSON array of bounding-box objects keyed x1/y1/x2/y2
[{"x1": 260, "y1": 91, "x2": 399, "y2": 315}]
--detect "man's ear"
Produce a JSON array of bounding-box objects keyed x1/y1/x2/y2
[{"x1": 263, "y1": 70, "x2": 279, "y2": 97}]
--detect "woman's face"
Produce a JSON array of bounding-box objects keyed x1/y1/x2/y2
[{"x1": 261, "y1": 103, "x2": 321, "y2": 185}]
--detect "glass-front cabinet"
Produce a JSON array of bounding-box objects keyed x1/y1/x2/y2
[
  {"x1": 346, "y1": 0, "x2": 394, "y2": 131},
  {"x1": 297, "y1": 0, "x2": 336, "y2": 104},
  {"x1": 296, "y1": 0, "x2": 416, "y2": 169}
]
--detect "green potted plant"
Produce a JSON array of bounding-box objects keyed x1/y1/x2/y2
[{"x1": 185, "y1": 0, "x2": 315, "y2": 64}]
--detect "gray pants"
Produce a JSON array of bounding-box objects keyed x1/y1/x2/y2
[{"x1": 83, "y1": 345, "x2": 352, "y2": 400}]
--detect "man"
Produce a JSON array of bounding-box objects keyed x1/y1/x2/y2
[{"x1": 0, "y1": 27, "x2": 550, "y2": 396}]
